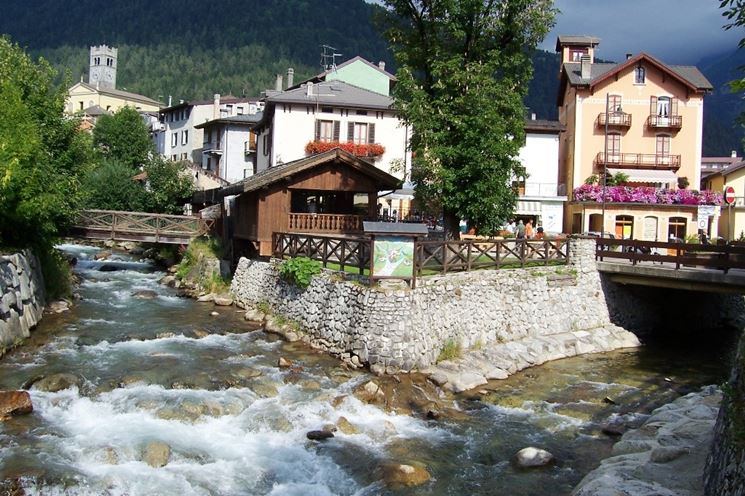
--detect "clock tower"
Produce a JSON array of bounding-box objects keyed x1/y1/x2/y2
[{"x1": 88, "y1": 45, "x2": 117, "y2": 90}]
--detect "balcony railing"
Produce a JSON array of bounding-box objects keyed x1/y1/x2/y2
[
  {"x1": 244, "y1": 140, "x2": 255, "y2": 154},
  {"x1": 647, "y1": 115, "x2": 682, "y2": 129},
  {"x1": 595, "y1": 152, "x2": 681, "y2": 170},
  {"x1": 521, "y1": 182, "x2": 561, "y2": 197},
  {"x1": 288, "y1": 213, "x2": 364, "y2": 233},
  {"x1": 597, "y1": 112, "x2": 632, "y2": 127},
  {"x1": 202, "y1": 141, "x2": 222, "y2": 155}
]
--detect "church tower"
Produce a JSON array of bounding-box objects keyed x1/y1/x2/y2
[{"x1": 88, "y1": 45, "x2": 117, "y2": 90}]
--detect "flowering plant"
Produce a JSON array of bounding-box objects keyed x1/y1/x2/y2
[
  {"x1": 573, "y1": 184, "x2": 722, "y2": 205},
  {"x1": 305, "y1": 141, "x2": 385, "y2": 157}
]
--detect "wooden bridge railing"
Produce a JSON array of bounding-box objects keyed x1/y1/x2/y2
[
  {"x1": 72, "y1": 209, "x2": 213, "y2": 244},
  {"x1": 596, "y1": 238, "x2": 745, "y2": 272},
  {"x1": 287, "y1": 213, "x2": 364, "y2": 233},
  {"x1": 272, "y1": 232, "x2": 570, "y2": 277}
]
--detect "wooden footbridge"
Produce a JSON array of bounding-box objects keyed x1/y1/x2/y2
[{"x1": 70, "y1": 209, "x2": 213, "y2": 245}]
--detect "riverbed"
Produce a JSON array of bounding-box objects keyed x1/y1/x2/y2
[{"x1": 0, "y1": 244, "x2": 736, "y2": 495}]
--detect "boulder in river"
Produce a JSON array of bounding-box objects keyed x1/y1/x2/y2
[
  {"x1": 213, "y1": 295, "x2": 233, "y2": 306},
  {"x1": 98, "y1": 264, "x2": 121, "y2": 272},
  {"x1": 278, "y1": 357, "x2": 292, "y2": 368},
  {"x1": 514, "y1": 447, "x2": 555, "y2": 468},
  {"x1": 306, "y1": 430, "x2": 334, "y2": 441},
  {"x1": 381, "y1": 463, "x2": 431, "y2": 488},
  {"x1": 197, "y1": 293, "x2": 215, "y2": 302},
  {"x1": 31, "y1": 373, "x2": 80, "y2": 393},
  {"x1": 132, "y1": 290, "x2": 158, "y2": 300},
  {"x1": 47, "y1": 300, "x2": 70, "y2": 314},
  {"x1": 0, "y1": 391, "x2": 33, "y2": 418},
  {"x1": 336, "y1": 416, "x2": 359, "y2": 435},
  {"x1": 94, "y1": 250, "x2": 111, "y2": 261},
  {"x1": 142, "y1": 441, "x2": 171, "y2": 468}
]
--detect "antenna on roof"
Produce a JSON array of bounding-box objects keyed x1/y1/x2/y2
[{"x1": 320, "y1": 45, "x2": 342, "y2": 72}]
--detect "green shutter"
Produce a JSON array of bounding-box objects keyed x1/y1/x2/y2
[
  {"x1": 333, "y1": 121, "x2": 340, "y2": 142},
  {"x1": 314, "y1": 120, "x2": 321, "y2": 141},
  {"x1": 368, "y1": 123, "x2": 376, "y2": 144},
  {"x1": 347, "y1": 122, "x2": 355, "y2": 143}
]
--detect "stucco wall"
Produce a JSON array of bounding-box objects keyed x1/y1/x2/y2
[{"x1": 0, "y1": 250, "x2": 45, "y2": 354}]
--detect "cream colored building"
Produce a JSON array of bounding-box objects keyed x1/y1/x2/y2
[
  {"x1": 557, "y1": 36, "x2": 715, "y2": 240},
  {"x1": 704, "y1": 161, "x2": 745, "y2": 240}
]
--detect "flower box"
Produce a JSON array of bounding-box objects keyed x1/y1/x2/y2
[
  {"x1": 572, "y1": 184, "x2": 722, "y2": 206},
  {"x1": 305, "y1": 141, "x2": 385, "y2": 158}
]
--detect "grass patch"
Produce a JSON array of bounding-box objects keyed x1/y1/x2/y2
[
  {"x1": 175, "y1": 237, "x2": 229, "y2": 292},
  {"x1": 437, "y1": 339, "x2": 462, "y2": 363},
  {"x1": 256, "y1": 301, "x2": 272, "y2": 314}
]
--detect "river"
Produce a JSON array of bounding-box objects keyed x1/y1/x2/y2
[{"x1": 0, "y1": 244, "x2": 736, "y2": 495}]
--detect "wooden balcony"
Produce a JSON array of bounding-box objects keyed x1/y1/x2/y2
[
  {"x1": 595, "y1": 152, "x2": 681, "y2": 170},
  {"x1": 597, "y1": 112, "x2": 632, "y2": 128},
  {"x1": 288, "y1": 213, "x2": 364, "y2": 233},
  {"x1": 647, "y1": 114, "x2": 682, "y2": 129}
]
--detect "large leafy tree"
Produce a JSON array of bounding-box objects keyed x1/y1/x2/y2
[
  {"x1": 81, "y1": 159, "x2": 147, "y2": 212},
  {"x1": 142, "y1": 158, "x2": 194, "y2": 214},
  {"x1": 380, "y1": 0, "x2": 556, "y2": 236},
  {"x1": 93, "y1": 106, "x2": 154, "y2": 169},
  {"x1": 0, "y1": 37, "x2": 92, "y2": 248}
]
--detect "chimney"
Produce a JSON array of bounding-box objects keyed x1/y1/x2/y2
[
  {"x1": 275, "y1": 74, "x2": 283, "y2": 92},
  {"x1": 213, "y1": 93, "x2": 220, "y2": 120},
  {"x1": 626, "y1": 53, "x2": 632, "y2": 60},
  {"x1": 531, "y1": 112, "x2": 537, "y2": 121},
  {"x1": 580, "y1": 55, "x2": 591, "y2": 80},
  {"x1": 306, "y1": 82, "x2": 314, "y2": 97},
  {"x1": 286, "y1": 68, "x2": 294, "y2": 89},
  {"x1": 168, "y1": 95, "x2": 172, "y2": 107},
  {"x1": 378, "y1": 60, "x2": 386, "y2": 71},
  {"x1": 732, "y1": 150, "x2": 738, "y2": 158}
]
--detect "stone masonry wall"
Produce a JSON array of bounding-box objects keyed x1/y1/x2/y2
[
  {"x1": 0, "y1": 250, "x2": 45, "y2": 354},
  {"x1": 231, "y1": 237, "x2": 633, "y2": 373}
]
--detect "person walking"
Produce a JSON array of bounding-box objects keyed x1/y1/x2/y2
[
  {"x1": 516, "y1": 220, "x2": 526, "y2": 239},
  {"x1": 525, "y1": 220, "x2": 534, "y2": 239}
]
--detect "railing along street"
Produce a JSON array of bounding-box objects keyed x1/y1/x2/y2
[{"x1": 595, "y1": 238, "x2": 745, "y2": 272}]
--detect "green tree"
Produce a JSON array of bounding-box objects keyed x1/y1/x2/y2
[
  {"x1": 142, "y1": 158, "x2": 194, "y2": 214},
  {"x1": 81, "y1": 159, "x2": 146, "y2": 211},
  {"x1": 0, "y1": 37, "x2": 91, "y2": 248},
  {"x1": 93, "y1": 106, "x2": 154, "y2": 169},
  {"x1": 380, "y1": 0, "x2": 556, "y2": 236}
]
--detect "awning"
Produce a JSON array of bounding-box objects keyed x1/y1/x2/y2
[
  {"x1": 516, "y1": 200, "x2": 542, "y2": 214},
  {"x1": 608, "y1": 168, "x2": 678, "y2": 184}
]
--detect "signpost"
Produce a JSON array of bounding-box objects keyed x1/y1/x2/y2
[
  {"x1": 363, "y1": 222, "x2": 429, "y2": 288},
  {"x1": 725, "y1": 186, "x2": 736, "y2": 206},
  {"x1": 725, "y1": 186, "x2": 736, "y2": 240}
]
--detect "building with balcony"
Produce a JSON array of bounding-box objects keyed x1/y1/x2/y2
[
  {"x1": 557, "y1": 35, "x2": 716, "y2": 240},
  {"x1": 703, "y1": 159, "x2": 745, "y2": 240},
  {"x1": 514, "y1": 118, "x2": 567, "y2": 233},
  {"x1": 194, "y1": 113, "x2": 262, "y2": 184}
]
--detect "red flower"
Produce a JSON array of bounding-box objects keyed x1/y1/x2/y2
[{"x1": 305, "y1": 141, "x2": 385, "y2": 157}]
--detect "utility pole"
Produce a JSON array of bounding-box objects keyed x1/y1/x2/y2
[{"x1": 601, "y1": 93, "x2": 609, "y2": 238}]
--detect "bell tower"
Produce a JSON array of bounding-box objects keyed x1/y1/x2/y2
[{"x1": 88, "y1": 45, "x2": 117, "y2": 90}]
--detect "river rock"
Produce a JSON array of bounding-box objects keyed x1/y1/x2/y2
[
  {"x1": 94, "y1": 250, "x2": 111, "y2": 261},
  {"x1": 142, "y1": 441, "x2": 171, "y2": 468},
  {"x1": 47, "y1": 300, "x2": 70, "y2": 314},
  {"x1": 514, "y1": 447, "x2": 555, "y2": 468},
  {"x1": 213, "y1": 295, "x2": 233, "y2": 306},
  {"x1": 99, "y1": 447, "x2": 119, "y2": 465},
  {"x1": 197, "y1": 293, "x2": 215, "y2": 302},
  {"x1": 244, "y1": 309, "x2": 266, "y2": 322},
  {"x1": 98, "y1": 264, "x2": 121, "y2": 272},
  {"x1": 156, "y1": 332, "x2": 176, "y2": 339},
  {"x1": 159, "y1": 275, "x2": 176, "y2": 287},
  {"x1": 192, "y1": 329, "x2": 210, "y2": 339},
  {"x1": 0, "y1": 391, "x2": 33, "y2": 418},
  {"x1": 210, "y1": 311, "x2": 219, "y2": 316},
  {"x1": 381, "y1": 463, "x2": 431, "y2": 487},
  {"x1": 336, "y1": 416, "x2": 359, "y2": 435},
  {"x1": 132, "y1": 290, "x2": 158, "y2": 300},
  {"x1": 278, "y1": 357, "x2": 292, "y2": 368},
  {"x1": 32, "y1": 373, "x2": 80, "y2": 392},
  {"x1": 306, "y1": 430, "x2": 334, "y2": 441}
]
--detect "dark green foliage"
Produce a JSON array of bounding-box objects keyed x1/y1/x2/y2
[
  {"x1": 381, "y1": 0, "x2": 556, "y2": 236},
  {"x1": 142, "y1": 158, "x2": 195, "y2": 214},
  {"x1": 37, "y1": 246, "x2": 73, "y2": 300},
  {"x1": 279, "y1": 257, "x2": 321, "y2": 289},
  {"x1": 93, "y1": 107, "x2": 154, "y2": 169},
  {"x1": 0, "y1": 37, "x2": 93, "y2": 249},
  {"x1": 81, "y1": 159, "x2": 146, "y2": 212}
]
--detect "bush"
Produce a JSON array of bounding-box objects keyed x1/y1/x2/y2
[
  {"x1": 80, "y1": 159, "x2": 146, "y2": 211},
  {"x1": 437, "y1": 339, "x2": 462, "y2": 362},
  {"x1": 278, "y1": 257, "x2": 320, "y2": 289},
  {"x1": 37, "y1": 246, "x2": 73, "y2": 300}
]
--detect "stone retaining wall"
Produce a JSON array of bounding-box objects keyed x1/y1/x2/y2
[
  {"x1": 0, "y1": 250, "x2": 45, "y2": 354},
  {"x1": 231, "y1": 237, "x2": 638, "y2": 373}
]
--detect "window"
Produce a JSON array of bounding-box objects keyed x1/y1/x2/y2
[
  {"x1": 181, "y1": 153, "x2": 188, "y2": 161},
  {"x1": 94, "y1": 57, "x2": 100, "y2": 65},
  {"x1": 615, "y1": 215, "x2": 634, "y2": 239},
  {"x1": 79, "y1": 101, "x2": 83, "y2": 111},
  {"x1": 181, "y1": 130, "x2": 189, "y2": 145},
  {"x1": 569, "y1": 48, "x2": 588, "y2": 61},
  {"x1": 315, "y1": 120, "x2": 339, "y2": 142},
  {"x1": 320, "y1": 106, "x2": 333, "y2": 113},
  {"x1": 171, "y1": 154, "x2": 177, "y2": 161},
  {"x1": 347, "y1": 122, "x2": 376, "y2": 144},
  {"x1": 634, "y1": 65, "x2": 646, "y2": 84},
  {"x1": 668, "y1": 217, "x2": 687, "y2": 241},
  {"x1": 607, "y1": 132, "x2": 621, "y2": 162},
  {"x1": 657, "y1": 96, "x2": 671, "y2": 117},
  {"x1": 656, "y1": 134, "x2": 671, "y2": 158},
  {"x1": 171, "y1": 132, "x2": 178, "y2": 147},
  {"x1": 608, "y1": 94, "x2": 622, "y2": 113}
]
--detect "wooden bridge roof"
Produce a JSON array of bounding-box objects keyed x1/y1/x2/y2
[{"x1": 215, "y1": 148, "x2": 401, "y2": 199}]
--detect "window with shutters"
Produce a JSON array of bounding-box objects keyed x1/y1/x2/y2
[
  {"x1": 347, "y1": 122, "x2": 376, "y2": 145},
  {"x1": 315, "y1": 120, "x2": 339, "y2": 142}
]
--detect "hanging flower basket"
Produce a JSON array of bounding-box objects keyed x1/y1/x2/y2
[
  {"x1": 305, "y1": 141, "x2": 385, "y2": 157},
  {"x1": 573, "y1": 184, "x2": 723, "y2": 205}
]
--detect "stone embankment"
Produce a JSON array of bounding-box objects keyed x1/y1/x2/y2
[
  {"x1": 0, "y1": 250, "x2": 45, "y2": 355},
  {"x1": 573, "y1": 386, "x2": 722, "y2": 496},
  {"x1": 231, "y1": 237, "x2": 640, "y2": 381}
]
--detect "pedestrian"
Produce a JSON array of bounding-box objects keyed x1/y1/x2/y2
[
  {"x1": 506, "y1": 220, "x2": 515, "y2": 235},
  {"x1": 516, "y1": 220, "x2": 526, "y2": 239},
  {"x1": 535, "y1": 226, "x2": 545, "y2": 240},
  {"x1": 525, "y1": 220, "x2": 534, "y2": 239}
]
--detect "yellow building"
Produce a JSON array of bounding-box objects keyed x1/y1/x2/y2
[
  {"x1": 67, "y1": 81, "x2": 161, "y2": 115},
  {"x1": 704, "y1": 161, "x2": 745, "y2": 240},
  {"x1": 557, "y1": 36, "x2": 716, "y2": 240}
]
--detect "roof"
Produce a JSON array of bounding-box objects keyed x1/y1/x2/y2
[
  {"x1": 194, "y1": 112, "x2": 264, "y2": 129},
  {"x1": 722, "y1": 160, "x2": 745, "y2": 178},
  {"x1": 555, "y1": 35, "x2": 601, "y2": 51},
  {"x1": 524, "y1": 119, "x2": 564, "y2": 134},
  {"x1": 73, "y1": 81, "x2": 161, "y2": 107},
  {"x1": 269, "y1": 80, "x2": 393, "y2": 110},
  {"x1": 83, "y1": 104, "x2": 111, "y2": 116},
  {"x1": 561, "y1": 53, "x2": 713, "y2": 92},
  {"x1": 216, "y1": 148, "x2": 401, "y2": 199},
  {"x1": 161, "y1": 96, "x2": 261, "y2": 113},
  {"x1": 288, "y1": 56, "x2": 397, "y2": 91}
]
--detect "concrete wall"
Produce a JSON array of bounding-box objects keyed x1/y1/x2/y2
[
  {"x1": 231, "y1": 238, "x2": 631, "y2": 372},
  {"x1": 0, "y1": 250, "x2": 45, "y2": 354}
]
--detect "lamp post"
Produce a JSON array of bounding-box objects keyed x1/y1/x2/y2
[{"x1": 601, "y1": 93, "x2": 609, "y2": 238}]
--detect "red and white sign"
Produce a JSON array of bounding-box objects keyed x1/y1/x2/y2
[{"x1": 724, "y1": 186, "x2": 736, "y2": 205}]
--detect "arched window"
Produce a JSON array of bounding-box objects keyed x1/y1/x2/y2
[
  {"x1": 668, "y1": 217, "x2": 687, "y2": 241},
  {"x1": 635, "y1": 65, "x2": 646, "y2": 84}
]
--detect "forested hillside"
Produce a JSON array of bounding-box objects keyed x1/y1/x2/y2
[{"x1": 1, "y1": 0, "x2": 742, "y2": 155}]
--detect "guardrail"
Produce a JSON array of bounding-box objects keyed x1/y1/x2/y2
[
  {"x1": 595, "y1": 238, "x2": 745, "y2": 273},
  {"x1": 72, "y1": 209, "x2": 212, "y2": 244}
]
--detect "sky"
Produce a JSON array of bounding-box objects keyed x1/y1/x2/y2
[{"x1": 542, "y1": 0, "x2": 741, "y2": 64}]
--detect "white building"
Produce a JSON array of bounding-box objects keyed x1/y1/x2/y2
[
  {"x1": 195, "y1": 113, "x2": 262, "y2": 184},
  {"x1": 515, "y1": 118, "x2": 567, "y2": 233},
  {"x1": 154, "y1": 94, "x2": 263, "y2": 164}
]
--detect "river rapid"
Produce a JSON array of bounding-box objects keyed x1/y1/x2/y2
[{"x1": 0, "y1": 244, "x2": 736, "y2": 495}]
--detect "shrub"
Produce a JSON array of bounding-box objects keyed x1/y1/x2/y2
[
  {"x1": 278, "y1": 257, "x2": 321, "y2": 289},
  {"x1": 437, "y1": 339, "x2": 462, "y2": 362}
]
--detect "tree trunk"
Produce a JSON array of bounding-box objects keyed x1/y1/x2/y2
[{"x1": 443, "y1": 208, "x2": 460, "y2": 240}]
